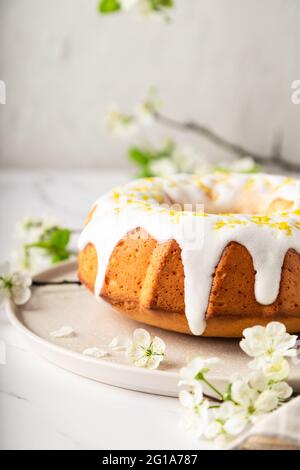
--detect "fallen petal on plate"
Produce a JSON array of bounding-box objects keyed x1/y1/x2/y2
[
  {"x1": 50, "y1": 326, "x2": 75, "y2": 338},
  {"x1": 83, "y1": 347, "x2": 108, "y2": 358}
]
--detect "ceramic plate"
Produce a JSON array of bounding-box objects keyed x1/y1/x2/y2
[{"x1": 6, "y1": 261, "x2": 300, "y2": 397}]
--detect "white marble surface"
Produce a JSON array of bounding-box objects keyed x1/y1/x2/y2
[{"x1": 0, "y1": 169, "x2": 203, "y2": 450}]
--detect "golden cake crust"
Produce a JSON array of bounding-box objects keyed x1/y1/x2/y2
[{"x1": 78, "y1": 228, "x2": 300, "y2": 337}]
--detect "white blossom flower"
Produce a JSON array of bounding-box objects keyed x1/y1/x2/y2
[
  {"x1": 120, "y1": 0, "x2": 138, "y2": 11},
  {"x1": 127, "y1": 328, "x2": 165, "y2": 369},
  {"x1": 179, "y1": 386, "x2": 210, "y2": 438},
  {"x1": 178, "y1": 322, "x2": 295, "y2": 446},
  {"x1": 83, "y1": 347, "x2": 108, "y2": 358},
  {"x1": 253, "y1": 389, "x2": 279, "y2": 414},
  {"x1": 230, "y1": 375, "x2": 279, "y2": 420},
  {"x1": 13, "y1": 215, "x2": 66, "y2": 274},
  {"x1": 148, "y1": 157, "x2": 178, "y2": 177},
  {"x1": 0, "y1": 262, "x2": 32, "y2": 306},
  {"x1": 135, "y1": 102, "x2": 155, "y2": 125},
  {"x1": 240, "y1": 322, "x2": 297, "y2": 367},
  {"x1": 11, "y1": 247, "x2": 52, "y2": 275},
  {"x1": 219, "y1": 157, "x2": 257, "y2": 173},
  {"x1": 204, "y1": 402, "x2": 248, "y2": 442},
  {"x1": 271, "y1": 381, "x2": 293, "y2": 400},
  {"x1": 179, "y1": 356, "x2": 220, "y2": 387},
  {"x1": 249, "y1": 370, "x2": 292, "y2": 400},
  {"x1": 260, "y1": 356, "x2": 290, "y2": 382},
  {"x1": 135, "y1": 88, "x2": 161, "y2": 125},
  {"x1": 104, "y1": 105, "x2": 138, "y2": 138},
  {"x1": 231, "y1": 376, "x2": 257, "y2": 407},
  {"x1": 15, "y1": 215, "x2": 59, "y2": 243},
  {"x1": 138, "y1": 0, "x2": 157, "y2": 17},
  {"x1": 172, "y1": 147, "x2": 212, "y2": 175}
]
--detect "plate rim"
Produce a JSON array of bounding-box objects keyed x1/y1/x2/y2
[
  {"x1": 6, "y1": 260, "x2": 300, "y2": 395},
  {"x1": 5, "y1": 260, "x2": 179, "y2": 381}
]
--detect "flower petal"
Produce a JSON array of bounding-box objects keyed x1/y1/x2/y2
[
  {"x1": 11, "y1": 271, "x2": 32, "y2": 287},
  {"x1": 263, "y1": 357, "x2": 290, "y2": 382},
  {"x1": 215, "y1": 401, "x2": 237, "y2": 420},
  {"x1": 83, "y1": 347, "x2": 108, "y2": 358},
  {"x1": 127, "y1": 342, "x2": 145, "y2": 362},
  {"x1": 11, "y1": 286, "x2": 31, "y2": 305},
  {"x1": 255, "y1": 390, "x2": 278, "y2": 413},
  {"x1": 146, "y1": 354, "x2": 163, "y2": 370},
  {"x1": 179, "y1": 390, "x2": 194, "y2": 409},
  {"x1": 109, "y1": 336, "x2": 130, "y2": 351},
  {"x1": 204, "y1": 420, "x2": 222, "y2": 440},
  {"x1": 50, "y1": 326, "x2": 75, "y2": 338},
  {"x1": 249, "y1": 371, "x2": 268, "y2": 392},
  {"x1": 231, "y1": 378, "x2": 256, "y2": 407},
  {"x1": 224, "y1": 414, "x2": 248, "y2": 436},
  {"x1": 266, "y1": 321, "x2": 286, "y2": 337},
  {"x1": 151, "y1": 336, "x2": 166, "y2": 355},
  {"x1": 271, "y1": 381, "x2": 293, "y2": 400},
  {"x1": 133, "y1": 328, "x2": 151, "y2": 348},
  {"x1": 274, "y1": 333, "x2": 297, "y2": 354},
  {"x1": 132, "y1": 355, "x2": 148, "y2": 368}
]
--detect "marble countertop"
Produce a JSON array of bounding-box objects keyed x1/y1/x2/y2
[{"x1": 0, "y1": 169, "x2": 201, "y2": 450}]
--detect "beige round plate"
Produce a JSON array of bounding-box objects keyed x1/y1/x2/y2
[{"x1": 6, "y1": 261, "x2": 300, "y2": 397}]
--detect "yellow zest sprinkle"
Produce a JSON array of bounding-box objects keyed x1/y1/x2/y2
[
  {"x1": 112, "y1": 191, "x2": 120, "y2": 202},
  {"x1": 192, "y1": 177, "x2": 217, "y2": 201},
  {"x1": 283, "y1": 177, "x2": 295, "y2": 186},
  {"x1": 193, "y1": 211, "x2": 208, "y2": 217},
  {"x1": 214, "y1": 218, "x2": 247, "y2": 230},
  {"x1": 154, "y1": 194, "x2": 164, "y2": 203},
  {"x1": 251, "y1": 215, "x2": 271, "y2": 225},
  {"x1": 270, "y1": 221, "x2": 293, "y2": 236}
]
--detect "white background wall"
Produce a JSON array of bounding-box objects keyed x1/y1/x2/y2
[{"x1": 0, "y1": 0, "x2": 299, "y2": 169}]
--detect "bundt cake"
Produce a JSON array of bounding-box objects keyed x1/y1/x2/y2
[{"x1": 78, "y1": 173, "x2": 300, "y2": 337}]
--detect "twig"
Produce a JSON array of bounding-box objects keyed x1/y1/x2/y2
[
  {"x1": 155, "y1": 112, "x2": 300, "y2": 173},
  {"x1": 33, "y1": 280, "x2": 82, "y2": 287},
  {"x1": 204, "y1": 393, "x2": 223, "y2": 404}
]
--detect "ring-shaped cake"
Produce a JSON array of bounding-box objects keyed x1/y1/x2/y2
[{"x1": 78, "y1": 173, "x2": 300, "y2": 337}]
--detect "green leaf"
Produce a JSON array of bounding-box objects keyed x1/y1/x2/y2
[
  {"x1": 150, "y1": 0, "x2": 173, "y2": 11},
  {"x1": 136, "y1": 165, "x2": 154, "y2": 178},
  {"x1": 98, "y1": 0, "x2": 121, "y2": 13},
  {"x1": 24, "y1": 227, "x2": 73, "y2": 266},
  {"x1": 49, "y1": 228, "x2": 71, "y2": 250},
  {"x1": 51, "y1": 251, "x2": 70, "y2": 264},
  {"x1": 128, "y1": 147, "x2": 151, "y2": 166},
  {"x1": 159, "y1": 0, "x2": 174, "y2": 7}
]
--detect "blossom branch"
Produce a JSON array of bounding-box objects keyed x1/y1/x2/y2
[
  {"x1": 154, "y1": 111, "x2": 300, "y2": 173},
  {"x1": 179, "y1": 322, "x2": 297, "y2": 446},
  {"x1": 32, "y1": 280, "x2": 81, "y2": 287}
]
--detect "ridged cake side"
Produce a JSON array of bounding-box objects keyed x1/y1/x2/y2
[{"x1": 78, "y1": 228, "x2": 300, "y2": 337}]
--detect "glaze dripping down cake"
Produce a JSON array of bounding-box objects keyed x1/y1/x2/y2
[{"x1": 78, "y1": 173, "x2": 300, "y2": 337}]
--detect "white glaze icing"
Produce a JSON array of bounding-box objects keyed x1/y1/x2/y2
[{"x1": 78, "y1": 173, "x2": 300, "y2": 335}]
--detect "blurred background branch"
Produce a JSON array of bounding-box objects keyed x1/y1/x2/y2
[
  {"x1": 154, "y1": 111, "x2": 300, "y2": 173},
  {"x1": 104, "y1": 87, "x2": 300, "y2": 177}
]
